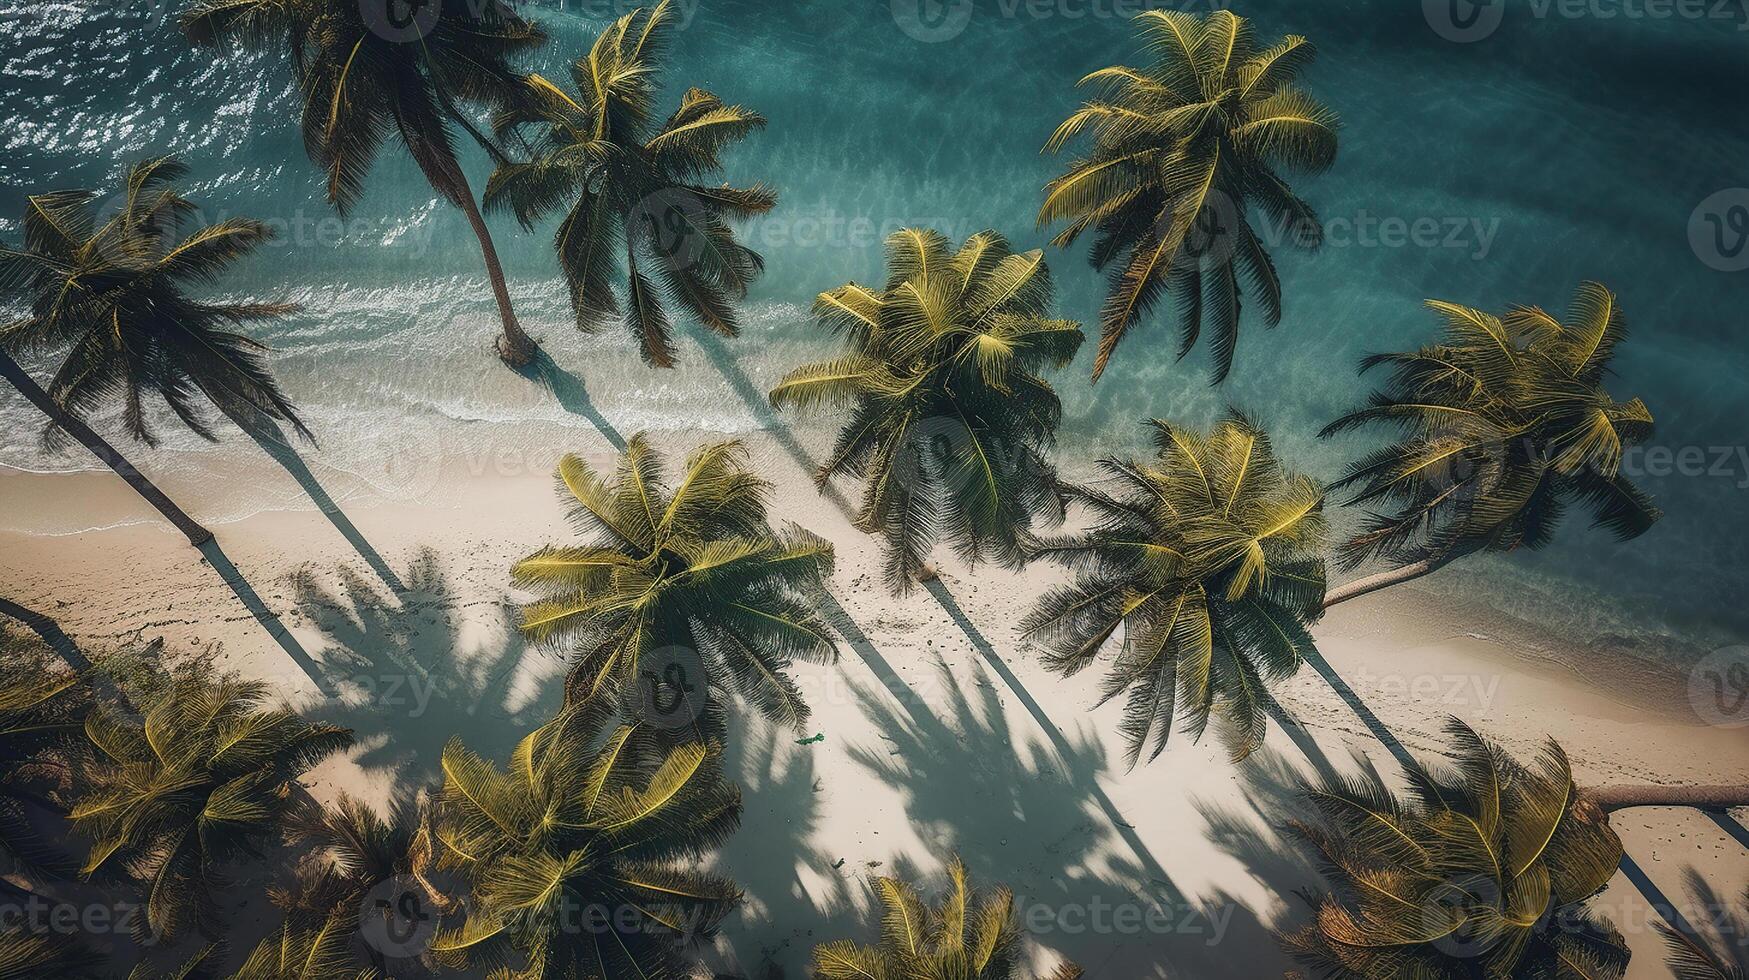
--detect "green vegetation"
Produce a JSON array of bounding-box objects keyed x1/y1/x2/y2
[
  {"x1": 1040, "y1": 9, "x2": 1338, "y2": 382},
  {"x1": 770, "y1": 229, "x2": 1084, "y2": 591},
  {"x1": 485, "y1": 0, "x2": 773, "y2": 367},
  {"x1": 514, "y1": 436, "x2": 838, "y2": 728},
  {"x1": 812, "y1": 856, "x2": 1084, "y2": 980}
]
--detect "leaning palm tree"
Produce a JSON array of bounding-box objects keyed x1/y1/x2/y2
[
  {"x1": 1321, "y1": 282, "x2": 1659, "y2": 605},
  {"x1": 1022, "y1": 414, "x2": 1327, "y2": 765},
  {"x1": 181, "y1": 0, "x2": 545, "y2": 365},
  {"x1": 69, "y1": 671, "x2": 354, "y2": 940},
  {"x1": 430, "y1": 706, "x2": 741, "y2": 978},
  {"x1": 812, "y1": 856, "x2": 1083, "y2": 980},
  {"x1": 514, "y1": 436, "x2": 838, "y2": 729},
  {"x1": 1278, "y1": 719, "x2": 1631, "y2": 979},
  {"x1": 484, "y1": 0, "x2": 773, "y2": 367},
  {"x1": 1039, "y1": 9, "x2": 1338, "y2": 382},
  {"x1": 770, "y1": 228, "x2": 1085, "y2": 592},
  {"x1": 0, "y1": 158, "x2": 310, "y2": 546}
]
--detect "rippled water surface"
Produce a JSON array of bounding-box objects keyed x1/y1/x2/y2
[{"x1": 2, "y1": 0, "x2": 1746, "y2": 653}]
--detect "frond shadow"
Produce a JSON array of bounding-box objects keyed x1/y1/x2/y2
[{"x1": 290, "y1": 550, "x2": 561, "y2": 797}]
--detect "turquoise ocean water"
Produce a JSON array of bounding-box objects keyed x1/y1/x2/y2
[{"x1": 1, "y1": 0, "x2": 1746, "y2": 657}]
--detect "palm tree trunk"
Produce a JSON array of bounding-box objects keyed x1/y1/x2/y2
[
  {"x1": 1323, "y1": 556, "x2": 1447, "y2": 608},
  {"x1": 1585, "y1": 785, "x2": 1749, "y2": 812},
  {"x1": 445, "y1": 161, "x2": 537, "y2": 368},
  {"x1": 0, "y1": 350, "x2": 213, "y2": 546}
]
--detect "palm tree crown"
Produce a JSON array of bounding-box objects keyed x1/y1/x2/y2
[
  {"x1": 769, "y1": 228, "x2": 1084, "y2": 592},
  {"x1": 181, "y1": 0, "x2": 542, "y2": 216},
  {"x1": 484, "y1": 0, "x2": 773, "y2": 367},
  {"x1": 0, "y1": 157, "x2": 308, "y2": 445},
  {"x1": 431, "y1": 707, "x2": 741, "y2": 978},
  {"x1": 69, "y1": 672, "x2": 353, "y2": 940},
  {"x1": 812, "y1": 856, "x2": 1082, "y2": 980},
  {"x1": 1280, "y1": 720, "x2": 1629, "y2": 979},
  {"x1": 1040, "y1": 9, "x2": 1338, "y2": 382},
  {"x1": 514, "y1": 436, "x2": 838, "y2": 730},
  {"x1": 1322, "y1": 282, "x2": 1660, "y2": 570},
  {"x1": 1023, "y1": 414, "x2": 1327, "y2": 765}
]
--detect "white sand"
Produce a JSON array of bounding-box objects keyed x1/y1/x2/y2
[{"x1": 2, "y1": 419, "x2": 1745, "y2": 978}]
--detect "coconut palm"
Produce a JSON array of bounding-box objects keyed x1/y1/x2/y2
[
  {"x1": 1022, "y1": 413, "x2": 1327, "y2": 765},
  {"x1": 0, "y1": 929, "x2": 99, "y2": 979},
  {"x1": 1278, "y1": 719, "x2": 1630, "y2": 979},
  {"x1": 483, "y1": 0, "x2": 773, "y2": 368},
  {"x1": 0, "y1": 631, "x2": 90, "y2": 870},
  {"x1": 429, "y1": 705, "x2": 741, "y2": 978},
  {"x1": 514, "y1": 436, "x2": 838, "y2": 729},
  {"x1": 811, "y1": 856, "x2": 1083, "y2": 980},
  {"x1": 769, "y1": 228, "x2": 1084, "y2": 592},
  {"x1": 1039, "y1": 9, "x2": 1338, "y2": 382},
  {"x1": 274, "y1": 794, "x2": 440, "y2": 974},
  {"x1": 69, "y1": 671, "x2": 353, "y2": 940},
  {"x1": 0, "y1": 158, "x2": 310, "y2": 546},
  {"x1": 180, "y1": 0, "x2": 545, "y2": 365},
  {"x1": 228, "y1": 921, "x2": 379, "y2": 980},
  {"x1": 1321, "y1": 282, "x2": 1660, "y2": 605}
]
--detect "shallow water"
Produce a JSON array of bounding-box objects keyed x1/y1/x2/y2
[{"x1": 2, "y1": 0, "x2": 1746, "y2": 654}]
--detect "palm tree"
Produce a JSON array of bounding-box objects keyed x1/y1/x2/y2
[
  {"x1": 0, "y1": 158, "x2": 311, "y2": 546},
  {"x1": 514, "y1": 436, "x2": 838, "y2": 729},
  {"x1": 228, "y1": 921, "x2": 379, "y2": 980},
  {"x1": 1039, "y1": 9, "x2": 1338, "y2": 382},
  {"x1": 69, "y1": 671, "x2": 353, "y2": 940},
  {"x1": 0, "y1": 930, "x2": 99, "y2": 979},
  {"x1": 1321, "y1": 282, "x2": 1660, "y2": 606},
  {"x1": 769, "y1": 228, "x2": 1085, "y2": 592},
  {"x1": 811, "y1": 856, "x2": 1083, "y2": 980},
  {"x1": 1022, "y1": 413, "x2": 1327, "y2": 765},
  {"x1": 484, "y1": 0, "x2": 774, "y2": 368},
  {"x1": 429, "y1": 706, "x2": 741, "y2": 978},
  {"x1": 181, "y1": 0, "x2": 546, "y2": 366},
  {"x1": 1278, "y1": 719, "x2": 1631, "y2": 979},
  {"x1": 0, "y1": 633, "x2": 90, "y2": 871},
  {"x1": 275, "y1": 794, "x2": 440, "y2": 974}
]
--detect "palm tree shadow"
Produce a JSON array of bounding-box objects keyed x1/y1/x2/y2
[
  {"x1": 682, "y1": 324, "x2": 1178, "y2": 901},
  {"x1": 839, "y1": 653, "x2": 1277, "y2": 977},
  {"x1": 236, "y1": 411, "x2": 407, "y2": 595},
  {"x1": 1670, "y1": 870, "x2": 1749, "y2": 974},
  {"x1": 0, "y1": 596, "x2": 91, "y2": 672},
  {"x1": 712, "y1": 715, "x2": 856, "y2": 977},
  {"x1": 520, "y1": 349, "x2": 627, "y2": 452},
  {"x1": 290, "y1": 550, "x2": 560, "y2": 796},
  {"x1": 198, "y1": 538, "x2": 336, "y2": 698}
]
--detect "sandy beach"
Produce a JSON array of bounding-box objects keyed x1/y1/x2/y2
[{"x1": 3, "y1": 410, "x2": 1744, "y2": 979}]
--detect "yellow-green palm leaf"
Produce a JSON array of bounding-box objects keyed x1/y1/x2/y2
[
  {"x1": 1323, "y1": 282, "x2": 1659, "y2": 570},
  {"x1": 1280, "y1": 719, "x2": 1629, "y2": 979},
  {"x1": 1040, "y1": 10, "x2": 1338, "y2": 383},
  {"x1": 770, "y1": 229, "x2": 1084, "y2": 593},
  {"x1": 1023, "y1": 413, "x2": 1327, "y2": 765}
]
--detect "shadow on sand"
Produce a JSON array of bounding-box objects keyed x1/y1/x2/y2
[
  {"x1": 521, "y1": 349, "x2": 628, "y2": 452},
  {"x1": 290, "y1": 550, "x2": 561, "y2": 796}
]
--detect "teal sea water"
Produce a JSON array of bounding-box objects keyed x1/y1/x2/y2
[{"x1": 1, "y1": 0, "x2": 1746, "y2": 656}]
